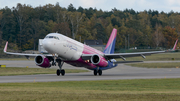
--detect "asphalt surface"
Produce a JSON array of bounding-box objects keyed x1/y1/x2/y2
[{"x1": 0, "y1": 60, "x2": 180, "y2": 83}]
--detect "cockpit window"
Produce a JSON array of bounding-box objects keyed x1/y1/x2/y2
[
  {"x1": 49, "y1": 36, "x2": 54, "y2": 38},
  {"x1": 45, "y1": 36, "x2": 59, "y2": 40}
]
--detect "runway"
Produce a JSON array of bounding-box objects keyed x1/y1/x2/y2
[{"x1": 0, "y1": 60, "x2": 180, "y2": 83}]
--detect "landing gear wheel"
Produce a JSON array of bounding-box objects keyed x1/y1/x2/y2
[
  {"x1": 61, "y1": 69, "x2": 65, "y2": 76},
  {"x1": 94, "y1": 70, "x2": 97, "y2": 76},
  {"x1": 56, "y1": 69, "x2": 60, "y2": 76},
  {"x1": 98, "y1": 70, "x2": 102, "y2": 76}
]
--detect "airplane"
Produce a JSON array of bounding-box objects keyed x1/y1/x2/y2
[{"x1": 3, "y1": 28, "x2": 178, "y2": 76}]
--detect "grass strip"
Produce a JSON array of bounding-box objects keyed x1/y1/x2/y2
[
  {"x1": 0, "y1": 78, "x2": 180, "y2": 100},
  {"x1": 127, "y1": 62, "x2": 180, "y2": 68},
  {"x1": 0, "y1": 67, "x2": 89, "y2": 76}
]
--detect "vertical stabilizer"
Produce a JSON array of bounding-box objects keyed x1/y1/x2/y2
[
  {"x1": 103, "y1": 28, "x2": 117, "y2": 54},
  {"x1": 173, "y1": 39, "x2": 178, "y2": 50}
]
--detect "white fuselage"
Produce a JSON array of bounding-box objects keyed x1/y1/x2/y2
[{"x1": 42, "y1": 33, "x2": 84, "y2": 60}]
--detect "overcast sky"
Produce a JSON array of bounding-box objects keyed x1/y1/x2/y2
[{"x1": 1, "y1": 0, "x2": 180, "y2": 13}]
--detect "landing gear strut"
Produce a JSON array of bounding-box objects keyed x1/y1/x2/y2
[
  {"x1": 52, "y1": 55, "x2": 56, "y2": 66},
  {"x1": 93, "y1": 69, "x2": 102, "y2": 76},
  {"x1": 52, "y1": 61, "x2": 56, "y2": 66},
  {"x1": 56, "y1": 59, "x2": 65, "y2": 76}
]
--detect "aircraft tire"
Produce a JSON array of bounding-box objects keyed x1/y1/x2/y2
[
  {"x1": 56, "y1": 69, "x2": 60, "y2": 76},
  {"x1": 94, "y1": 70, "x2": 97, "y2": 76},
  {"x1": 61, "y1": 69, "x2": 65, "y2": 76},
  {"x1": 98, "y1": 70, "x2": 102, "y2": 76}
]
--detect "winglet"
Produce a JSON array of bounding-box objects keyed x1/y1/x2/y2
[
  {"x1": 4, "y1": 42, "x2": 8, "y2": 53},
  {"x1": 173, "y1": 39, "x2": 178, "y2": 50}
]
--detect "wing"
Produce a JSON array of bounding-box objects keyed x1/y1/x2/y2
[
  {"x1": 3, "y1": 42, "x2": 52, "y2": 58},
  {"x1": 106, "y1": 39, "x2": 178, "y2": 60},
  {"x1": 113, "y1": 61, "x2": 143, "y2": 64},
  {"x1": 81, "y1": 51, "x2": 165, "y2": 61},
  {"x1": 104, "y1": 51, "x2": 166, "y2": 60}
]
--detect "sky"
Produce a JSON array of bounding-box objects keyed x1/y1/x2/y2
[{"x1": 1, "y1": 0, "x2": 180, "y2": 13}]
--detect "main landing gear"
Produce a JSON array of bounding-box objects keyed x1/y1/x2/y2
[
  {"x1": 56, "y1": 59, "x2": 65, "y2": 76},
  {"x1": 94, "y1": 69, "x2": 102, "y2": 76}
]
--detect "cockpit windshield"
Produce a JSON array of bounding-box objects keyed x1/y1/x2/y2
[{"x1": 45, "y1": 36, "x2": 59, "y2": 40}]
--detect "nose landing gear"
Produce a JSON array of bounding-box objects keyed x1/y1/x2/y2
[
  {"x1": 56, "y1": 59, "x2": 65, "y2": 76},
  {"x1": 56, "y1": 69, "x2": 65, "y2": 76}
]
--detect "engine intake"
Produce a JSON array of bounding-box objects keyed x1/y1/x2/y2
[
  {"x1": 91, "y1": 54, "x2": 108, "y2": 67},
  {"x1": 91, "y1": 55, "x2": 100, "y2": 64},
  {"x1": 35, "y1": 55, "x2": 51, "y2": 68}
]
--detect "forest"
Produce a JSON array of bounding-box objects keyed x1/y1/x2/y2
[{"x1": 0, "y1": 3, "x2": 179, "y2": 51}]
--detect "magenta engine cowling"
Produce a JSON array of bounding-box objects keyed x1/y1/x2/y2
[
  {"x1": 35, "y1": 55, "x2": 51, "y2": 68},
  {"x1": 91, "y1": 54, "x2": 108, "y2": 67}
]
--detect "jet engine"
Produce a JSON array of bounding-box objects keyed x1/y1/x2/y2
[
  {"x1": 91, "y1": 54, "x2": 108, "y2": 67},
  {"x1": 35, "y1": 55, "x2": 51, "y2": 68}
]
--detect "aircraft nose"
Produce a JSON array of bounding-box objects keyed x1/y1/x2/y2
[{"x1": 42, "y1": 39, "x2": 53, "y2": 50}]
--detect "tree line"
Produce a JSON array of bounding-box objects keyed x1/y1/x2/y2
[{"x1": 0, "y1": 3, "x2": 179, "y2": 51}]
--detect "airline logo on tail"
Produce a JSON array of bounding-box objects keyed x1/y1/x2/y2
[{"x1": 103, "y1": 28, "x2": 117, "y2": 54}]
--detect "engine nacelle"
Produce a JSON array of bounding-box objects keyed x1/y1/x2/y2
[
  {"x1": 35, "y1": 55, "x2": 51, "y2": 68},
  {"x1": 91, "y1": 54, "x2": 108, "y2": 67}
]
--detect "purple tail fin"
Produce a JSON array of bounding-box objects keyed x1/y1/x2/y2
[{"x1": 103, "y1": 28, "x2": 117, "y2": 54}]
